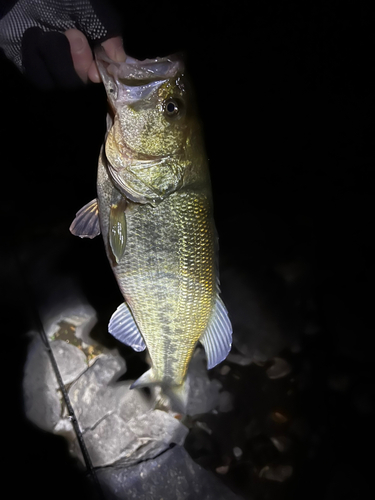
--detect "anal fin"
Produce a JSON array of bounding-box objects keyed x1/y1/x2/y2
[{"x1": 108, "y1": 302, "x2": 146, "y2": 352}]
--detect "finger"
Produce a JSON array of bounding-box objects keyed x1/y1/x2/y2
[
  {"x1": 64, "y1": 29, "x2": 93, "y2": 84},
  {"x1": 88, "y1": 60, "x2": 101, "y2": 83},
  {"x1": 101, "y1": 36, "x2": 126, "y2": 62},
  {"x1": 88, "y1": 36, "x2": 126, "y2": 83}
]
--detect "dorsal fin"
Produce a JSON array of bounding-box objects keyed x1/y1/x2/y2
[
  {"x1": 108, "y1": 302, "x2": 146, "y2": 352},
  {"x1": 199, "y1": 296, "x2": 232, "y2": 369}
]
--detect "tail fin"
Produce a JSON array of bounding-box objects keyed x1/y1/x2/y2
[
  {"x1": 164, "y1": 377, "x2": 190, "y2": 414},
  {"x1": 130, "y1": 369, "x2": 190, "y2": 414}
]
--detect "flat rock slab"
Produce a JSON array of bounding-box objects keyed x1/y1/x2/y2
[
  {"x1": 68, "y1": 354, "x2": 188, "y2": 467},
  {"x1": 97, "y1": 445, "x2": 244, "y2": 500},
  {"x1": 80, "y1": 409, "x2": 188, "y2": 468}
]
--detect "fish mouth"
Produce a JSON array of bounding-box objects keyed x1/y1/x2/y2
[
  {"x1": 95, "y1": 46, "x2": 184, "y2": 105},
  {"x1": 95, "y1": 46, "x2": 183, "y2": 82}
]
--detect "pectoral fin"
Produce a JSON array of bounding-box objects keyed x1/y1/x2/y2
[
  {"x1": 200, "y1": 296, "x2": 233, "y2": 369},
  {"x1": 109, "y1": 197, "x2": 127, "y2": 263},
  {"x1": 108, "y1": 302, "x2": 146, "y2": 352},
  {"x1": 69, "y1": 199, "x2": 100, "y2": 239}
]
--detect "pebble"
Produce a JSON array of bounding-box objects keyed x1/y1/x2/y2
[
  {"x1": 220, "y1": 364, "x2": 231, "y2": 375},
  {"x1": 271, "y1": 411, "x2": 288, "y2": 424},
  {"x1": 195, "y1": 421, "x2": 212, "y2": 435},
  {"x1": 266, "y1": 357, "x2": 292, "y2": 379},
  {"x1": 233, "y1": 446, "x2": 243, "y2": 459},
  {"x1": 259, "y1": 465, "x2": 293, "y2": 482},
  {"x1": 226, "y1": 353, "x2": 253, "y2": 366},
  {"x1": 270, "y1": 436, "x2": 291, "y2": 453},
  {"x1": 216, "y1": 465, "x2": 229, "y2": 475}
]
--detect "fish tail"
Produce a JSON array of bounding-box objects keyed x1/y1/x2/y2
[
  {"x1": 163, "y1": 377, "x2": 190, "y2": 414},
  {"x1": 130, "y1": 369, "x2": 190, "y2": 413}
]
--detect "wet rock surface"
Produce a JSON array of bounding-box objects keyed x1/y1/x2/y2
[{"x1": 97, "y1": 445, "x2": 244, "y2": 500}]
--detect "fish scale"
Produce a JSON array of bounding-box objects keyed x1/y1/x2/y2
[{"x1": 99, "y1": 152, "x2": 216, "y2": 385}]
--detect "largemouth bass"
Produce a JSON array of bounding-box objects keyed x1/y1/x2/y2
[{"x1": 70, "y1": 47, "x2": 232, "y2": 410}]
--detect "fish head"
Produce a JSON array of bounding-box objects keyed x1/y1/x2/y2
[{"x1": 95, "y1": 48, "x2": 199, "y2": 203}]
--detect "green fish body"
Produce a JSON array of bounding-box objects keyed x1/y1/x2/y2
[{"x1": 70, "y1": 49, "x2": 232, "y2": 410}]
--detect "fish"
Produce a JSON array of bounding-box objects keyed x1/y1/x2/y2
[{"x1": 70, "y1": 47, "x2": 232, "y2": 411}]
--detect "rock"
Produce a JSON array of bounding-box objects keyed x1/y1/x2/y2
[
  {"x1": 68, "y1": 353, "x2": 188, "y2": 467},
  {"x1": 68, "y1": 354, "x2": 130, "y2": 430},
  {"x1": 271, "y1": 411, "x2": 289, "y2": 424},
  {"x1": 51, "y1": 340, "x2": 88, "y2": 386},
  {"x1": 195, "y1": 421, "x2": 213, "y2": 435},
  {"x1": 226, "y1": 353, "x2": 253, "y2": 366},
  {"x1": 44, "y1": 301, "x2": 98, "y2": 345},
  {"x1": 186, "y1": 349, "x2": 222, "y2": 416},
  {"x1": 258, "y1": 464, "x2": 293, "y2": 482},
  {"x1": 77, "y1": 409, "x2": 188, "y2": 468},
  {"x1": 23, "y1": 335, "x2": 62, "y2": 432},
  {"x1": 220, "y1": 365, "x2": 231, "y2": 375},
  {"x1": 97, "y1": 445, "x2": 244, "y2": 500},
  {"x1": 266, "y1": 357, "x2": 292, "y2": 379},
  {"x1": 47, "y1": 303, "x2": 105, "y2": 363},
  {"x1": 23, "y1": 335, "x2": 87, "y2": 432},
  {"x1": 216, "y1": 465, "x2": 230, "y2": 474},
  {"x1": 270, "y1": 436, "x2": 291, "y2": 453}
]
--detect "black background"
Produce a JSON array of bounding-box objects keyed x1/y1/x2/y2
[{"x1": 1, "y1": 1, "x2": 373, "y2": 499}]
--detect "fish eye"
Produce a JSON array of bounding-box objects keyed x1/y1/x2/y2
[{"x1": 163, "y1": 98, "x2": 182, "y2": 118}]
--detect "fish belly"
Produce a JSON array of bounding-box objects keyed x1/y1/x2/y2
[{"x1": 97, "y1": 160, "x2": 216, "y2": 386}]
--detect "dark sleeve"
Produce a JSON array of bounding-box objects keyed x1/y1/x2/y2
[{"x1": 0, "y1": 0, "x2": 122, "y2": 89}]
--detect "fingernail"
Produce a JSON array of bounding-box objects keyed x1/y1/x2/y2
[{"x1": 115, "y1": 46, "x2": 126, "y2": 62}]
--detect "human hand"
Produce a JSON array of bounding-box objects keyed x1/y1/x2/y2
[
  {"x1": 65, "y1": 29, "x2": 126, "y2": 84},
  {"x1": 0, "y1": 0, "x2": 123, "y2": 89}
]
